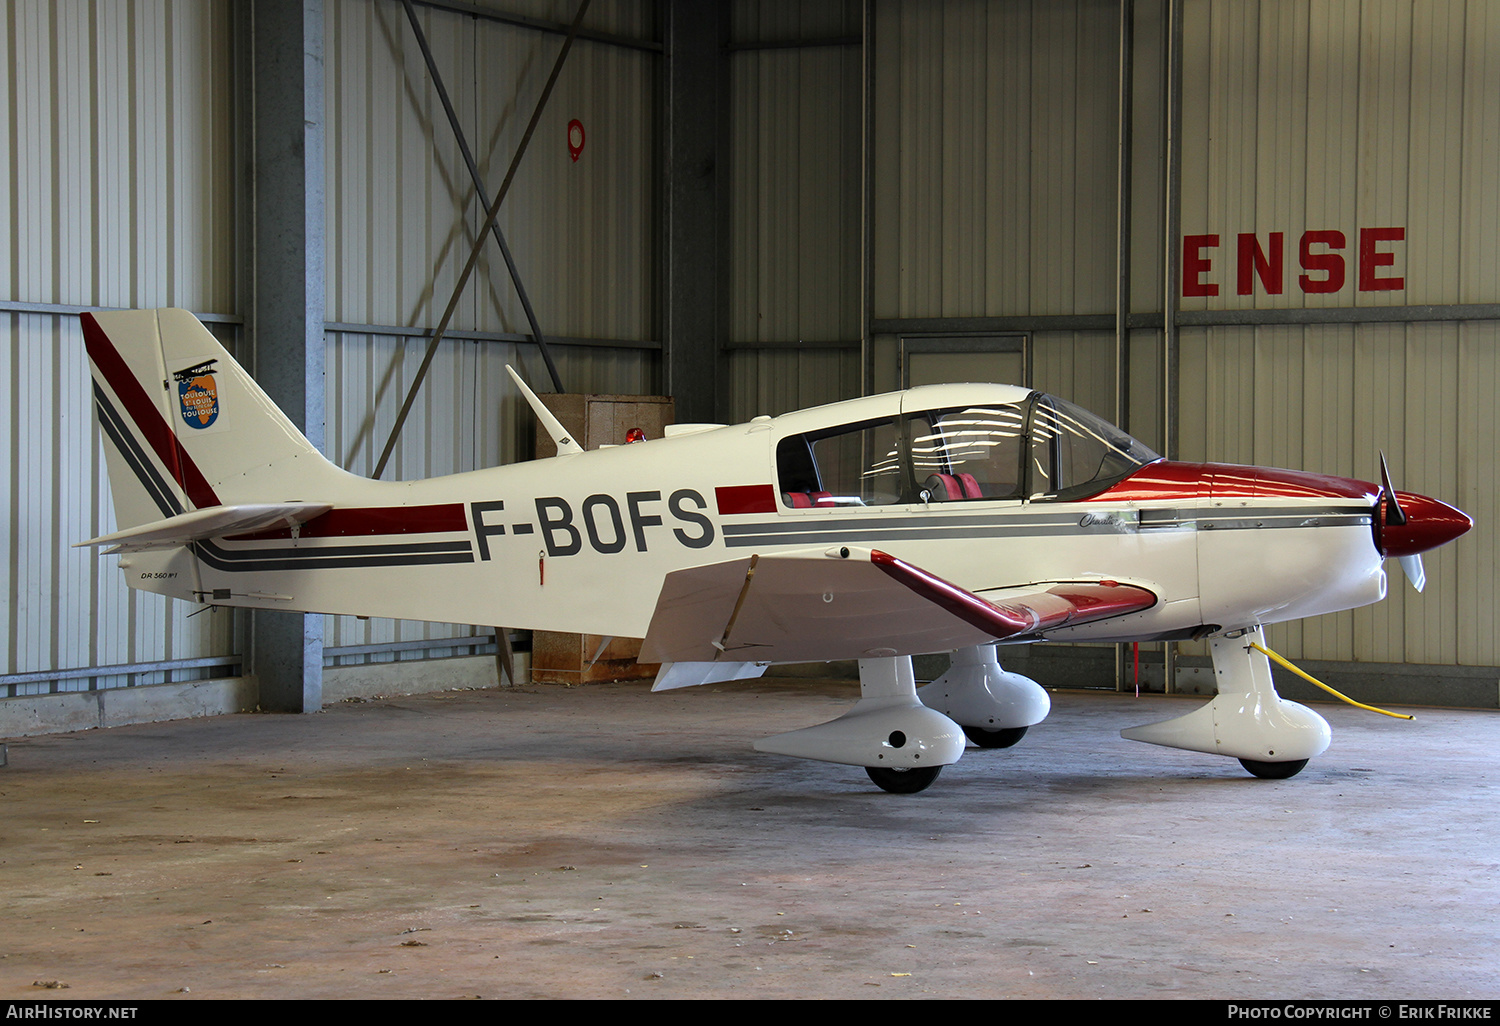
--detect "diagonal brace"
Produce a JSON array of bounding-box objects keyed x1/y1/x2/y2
[
  {"x1": 399, "y1": 0, "x2": 563, "y2": 395},
  {"x1": 374, "y1": 0, "x2": 591, "y2": 480}
]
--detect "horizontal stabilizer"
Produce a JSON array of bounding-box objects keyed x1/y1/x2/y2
[{"x1": 75, "y1": 502, "x2": 333, "y2": 553}]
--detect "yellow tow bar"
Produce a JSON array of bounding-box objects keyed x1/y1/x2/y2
[{"x1": 1249, "y1": 640, "x2": 1413, "y2": 720}]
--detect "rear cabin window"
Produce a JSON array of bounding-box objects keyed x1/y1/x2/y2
[{"x1": 776, "y1": 418, "x2": 902, "y2": 508}]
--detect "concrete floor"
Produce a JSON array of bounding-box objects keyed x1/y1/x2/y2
[{"x1": 1, "y1": 678, "x2": 1498, "y2": 1000}]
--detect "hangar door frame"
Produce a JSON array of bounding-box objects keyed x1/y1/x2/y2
[{"x1": 897, "y1": 334, "x2": 1030, "y2": 391}]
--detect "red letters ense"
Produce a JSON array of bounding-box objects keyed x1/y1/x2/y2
[
  {"x1": 1359, "y1": 227, "x2": 1405, "y2": 291},
  {"x1": 1299, "y1": 230, "x2": 1346, "y2": 294},
  {"x1": 1181, "y1": 228, "x2": 1403, "y2": 297},
  {"x1": 1237, "y1": 233, "x2": 1284, "y2": 295},
  {"x1": 1183, "y1": 235, "x2": 1219, "y2": 297}
]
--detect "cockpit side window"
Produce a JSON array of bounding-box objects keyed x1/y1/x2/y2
[
  {"x1": 776, "y1": 417, "x2": 903, "y2": 508},
  {"x1": 906, "y1": 405, "x2": 1027, "y2": 502}
]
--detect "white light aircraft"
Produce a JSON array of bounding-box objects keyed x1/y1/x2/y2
[{"x1": 79, "y1": 309, "x2": 1472, "y2": 792}]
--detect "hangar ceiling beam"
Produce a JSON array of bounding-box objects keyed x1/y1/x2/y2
[
  {"x1": 243, "y1": 0, "x2": 327, "y2": 713},
  {"x1": 398, "y1": 0, "x2": 564, "y2": 393}
]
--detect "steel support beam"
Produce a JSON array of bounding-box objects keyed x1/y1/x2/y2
[
  {"x1": 663, "y1": 0, "x2": 729, "y2": 424},
  {"x1": 1161, "y1": 0, "x2": 1183, "y2": 695},
  {"x1": 244, "y1": 0, "x2": 326, "y2": 713},
  {"x1": 1115, "y1": 0, "x2": 1134, "y2": 435},
  {"x1": 874, "y1": 306, "x2": 1500, "y2": 335},
  {"x1": 1115, "y1": 0, "x2": 1134, "y2": 693},
  {"x1": 860, "y1": 0, "x2": 875, "y2": 400}
]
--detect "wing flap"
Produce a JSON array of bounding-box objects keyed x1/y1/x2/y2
[{"x1": 640, "y1": 547, "x2": 1157, "y2": 665}]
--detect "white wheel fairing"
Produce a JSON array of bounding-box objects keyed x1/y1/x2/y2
[
  {"x1": 754, "y1": 657, "x2": 967, "y2": 769},
  {"x1": 917, "y1": 644, "x2": 1050, "y2": 731},
  {"x1": 1121, "y1": 627, "x2": 1331, "y2": 763}
]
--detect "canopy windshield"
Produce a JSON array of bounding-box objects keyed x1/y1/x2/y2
[{"x1": 1027, "y1": 395, "x2": 1161, "y2": 501}]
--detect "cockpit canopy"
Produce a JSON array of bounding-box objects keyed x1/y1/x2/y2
[{"x1": 776, "y1": 392, "x2": 1160, "y2": 508}]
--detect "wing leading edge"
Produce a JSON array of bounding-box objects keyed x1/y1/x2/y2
[{"x1": 639, "y1": 546, "x2": 1156, "y2": 668}]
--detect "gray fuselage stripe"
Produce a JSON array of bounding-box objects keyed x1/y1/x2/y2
[{"x1": 720, "y1": 506, "x2": 1373, "y2": 548}]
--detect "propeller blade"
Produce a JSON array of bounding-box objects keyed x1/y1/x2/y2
[
  {"x1": 1398, "y1": 554, "x2": 1426, "y2": 593},
  {"x1": 1378, "y1": 452, "x2": 1407, "y2": 527},
  {"x1": 1380, "y1": 453, "x2": 1427, "y2": 588}
]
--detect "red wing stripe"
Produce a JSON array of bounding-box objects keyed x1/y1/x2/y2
[
  {"x1": 83, "y1": 313, "x2": 222, "y2": 509},
  {"x1": 869, "y1": 549, "x2": 1155, "y2": 640},
  {"x1": 1042, "y1": 583, "x2": 1159, "y2": 621}
]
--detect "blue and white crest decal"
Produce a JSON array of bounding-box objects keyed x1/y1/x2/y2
[{"x1": 174, "y1": 360, "x2": 219, "y2": 429}]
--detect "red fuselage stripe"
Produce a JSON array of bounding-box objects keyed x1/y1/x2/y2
[
  {"x1": 228, "y1": 504, "x2": 470, "y2": 540},
  {"x1": 716, "y1": 483, "x2": 778, "y2": 516}
]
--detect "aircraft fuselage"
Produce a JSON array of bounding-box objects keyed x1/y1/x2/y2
[{"x1": 118, "y1": 383, "x2": 1402, "y2": 651}]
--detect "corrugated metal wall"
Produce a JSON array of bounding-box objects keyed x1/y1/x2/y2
[
  {"x1": 1, "y1": 0, "x2": 239, "y2": 695},
  {"x1": 870, "y1": 0, "x2": 1121, "y2": 320},
  {"x1": 1, "y1": 0, "x2": 664, "y2": 691},
  {"x1": 726, "y1": 0, "x2": 863, "y2": 420},
  {"x1": 322, "y1": 0, "x2": 661, "y2": 657},
  {"x1": 1173, "y1": 0, "x2": 1500, "y2": 666}
]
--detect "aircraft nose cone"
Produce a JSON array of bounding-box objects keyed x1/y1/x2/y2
[{"x1": 1381, "y1": 492, "x2": 1473, "y2": 557}]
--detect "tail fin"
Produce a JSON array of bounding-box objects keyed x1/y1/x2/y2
[{"x1": 84, "y1": 308, "x2": 342, "y2": 531}]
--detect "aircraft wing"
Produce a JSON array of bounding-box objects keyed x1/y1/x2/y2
[{"x1": 639, "y1": 546, "x2": 1156, "y2": 665}]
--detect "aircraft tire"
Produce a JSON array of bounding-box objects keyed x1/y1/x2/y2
[
  {"x1": 1238, "y1": 758, "x2": 1309, "y2": 779},
  {"x1": 962, "y1": 725, "x2": 1028, "y2": 749},
  {"x1": 865, "y1": 765, "x2": 943, "y2": 794}
]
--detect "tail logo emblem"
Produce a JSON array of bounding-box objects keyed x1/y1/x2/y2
[{"x1": 173, "y1": 360, "x2": 219, "y2": 429}]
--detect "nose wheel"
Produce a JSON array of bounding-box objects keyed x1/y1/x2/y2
[{"x1": 865, "y1": 765, "x2": 943, "y2": 793}]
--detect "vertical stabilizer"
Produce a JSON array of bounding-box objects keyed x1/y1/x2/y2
[{"x1": 84, "y1": 308, "x2": 347, "y2": 531}]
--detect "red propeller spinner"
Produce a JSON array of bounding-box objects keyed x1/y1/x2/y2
[
  {"x1": 1373, "y1": 454, "x2": 1471, "y2": 592},
  {"x1": 1375, "y1": 455, "x2": 1471, "y2": 558}
]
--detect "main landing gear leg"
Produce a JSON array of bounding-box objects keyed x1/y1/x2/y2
[
  {"x1": 1120, "y1": 626, "x2": 1330, "y2": 778},
  {"x1": 753, "y1": 656, "x2": 967, "y2": 794}
]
